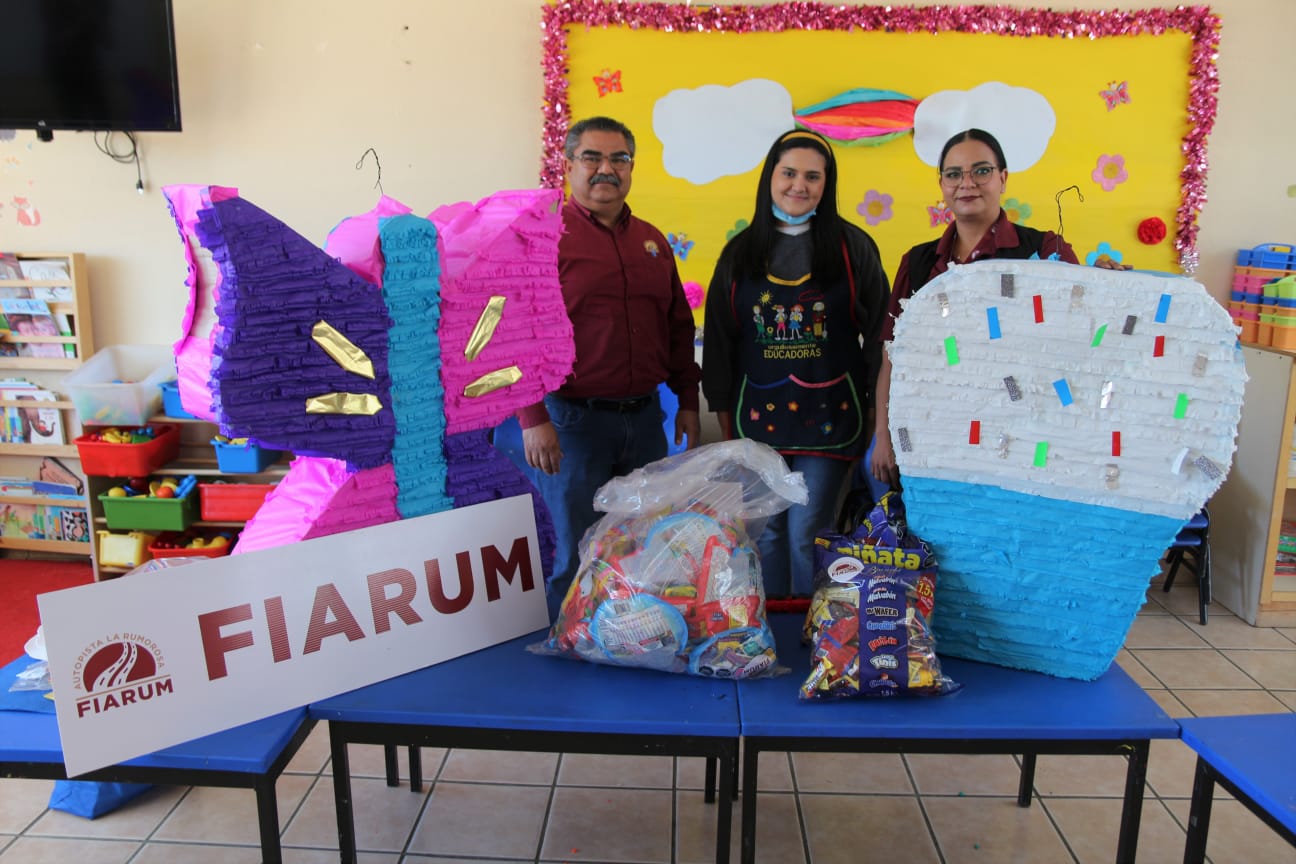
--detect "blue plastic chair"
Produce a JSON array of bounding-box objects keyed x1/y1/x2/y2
[{"x1": 1162, "y1": 507, "x2": 1211, "y2": 624}]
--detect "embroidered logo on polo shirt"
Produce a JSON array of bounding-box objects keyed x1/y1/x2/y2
[{"x1": 644, "y1": 240, "x2": 659, "y2": 257}]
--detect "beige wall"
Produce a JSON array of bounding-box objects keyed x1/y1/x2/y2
[{"x1": 3, "y1": 0, "x2": 1293, "y2": 352}]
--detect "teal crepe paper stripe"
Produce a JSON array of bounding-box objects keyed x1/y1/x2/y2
[{"x1": 794, "y1": 87, "x2": 915, "y2": 113}]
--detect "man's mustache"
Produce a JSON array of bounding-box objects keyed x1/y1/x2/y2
[{"x1": 590, "y1": 173, "x2": 621, "y2": 187}]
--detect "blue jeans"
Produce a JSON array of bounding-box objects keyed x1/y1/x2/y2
[
  {"x1": 520, "y1": 394, "x2": 667, "y2": 619},
  {"x1": 757, "y1": 454, "x2": 851, "y2": 597}
]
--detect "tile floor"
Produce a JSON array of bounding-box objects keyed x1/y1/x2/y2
[{"x1": 1, "y1": 575, "x2": 1293, "y2": 863}]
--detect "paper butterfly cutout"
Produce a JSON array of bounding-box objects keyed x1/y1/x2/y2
[
  {"x1": 1100, "y1": 80, "x2": 1130, "y2": 112},
  {"x1": 667, "y1": 232, "x2": 694, "y2": 261},
  {"x1": 927, "y1": 203, "x2": 954, "y2": 228},
  {"x1": 594, "y1": 68, "x2": 623, "y2": 98}
]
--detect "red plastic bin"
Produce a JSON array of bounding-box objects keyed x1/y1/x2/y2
[
  {"x1": 199, "y1": 482, "x2": 275, "y2": 522},
  {"x1": 75, "y1": 424, "x2": 180, "y2": 477},
  {"x1": 148, "y1": 529, "x2": 236, "y2": 559}
]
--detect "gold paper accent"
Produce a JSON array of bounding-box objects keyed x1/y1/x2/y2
[
  {"x1": 311, "y1": 321, "x2": 375, "y2": 379},
  {"x1": 463, "y1": 366, "x2": 522, "y2": 398},
  {"x1": 464, "y1": 296, "x2": 507, "y2": 361},
  {"x1": 305, "y1": 393, "x2": 384, "y2": 415}
]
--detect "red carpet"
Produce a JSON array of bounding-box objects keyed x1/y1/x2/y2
[{"x1": 0, "y1": 559, "x2": 94, "y2": 661}]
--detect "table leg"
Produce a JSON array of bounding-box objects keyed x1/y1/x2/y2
[
  {"x1": 383, "y1": 743, "x2": 399, "y2": 787},
  {"x1": 715, "y1": 743, "x2": 735, "y2": 864},
  {"x1": 1115, "y1": 740, "x2": 1150, "y2": 864},
  {"x1": 253, "y1": 777, "x2": 283, "y2": 864},
  {"x1": 704, "y1": 756, "x2": 716, "y2": 803},
  {"x1": 1183, "y1": 756, "x2": 1215, "y2": 864},
  {"x1": 1017, "y1": 753, "x2": 1037, "y2": 807},
  {"x1": 740, "y1": 744, "x2": 759, "y2": 864},
  {"x1": 408, "y1": 746, "x2": 422, "y2": 793},
  {"x1": 330, "y1": 731, "x2": 358, "y2": 864}
]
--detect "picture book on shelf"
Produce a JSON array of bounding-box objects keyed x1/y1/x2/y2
[
  {"x1": 13, "y1": 390, "x2": 65, "y2": 445},
  {"x1": 0, "y1": 298, "x2": 67, "y2": 358},
  {"x1": 57, "y1": 507, "x2": 90, "y2": 543}
]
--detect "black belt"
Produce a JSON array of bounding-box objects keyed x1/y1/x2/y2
[{"x1": 563, "y1": 394, "x2": 655, "y2": 413}]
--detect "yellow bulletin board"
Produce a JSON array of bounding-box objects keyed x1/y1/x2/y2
[{"x1": 540, "y1": 2, "x2": 1221, "y2": 315}]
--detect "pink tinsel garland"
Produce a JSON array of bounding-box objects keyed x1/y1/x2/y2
[{"x1": 539, "y1": 1, "x2": 1220, "y2": 274}]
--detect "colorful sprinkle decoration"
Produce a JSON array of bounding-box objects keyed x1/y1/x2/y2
[
  {"x1": 1033, "y1": 441, "x2": 1049, "y2": 467},
  {"x1": 1175, "y1": 393, "x2": 1190, "y2": 419},
  {"x1": 944, "y1": 335, "x2": 960, "y2": 366},
  {"x1": 1092, "y1": 324, "x2": 1108, "y2": 347},
  {"x1": 986, "y1": 307, "x2": 1002, "y2": 339},
  {"x1": 969, "y1": 419, "x2": 981, "y2": 445},
  {"x1": 1112, "y1": 430, "x2": 1122, "y2": 457},
  {"x1": 1053, "y1": 379, "x2": 1074, "y2": 407}
]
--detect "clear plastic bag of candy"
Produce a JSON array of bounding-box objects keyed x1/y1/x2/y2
[
  {"x1": 531, "y1": 439, "x2": 808, "y2": 678},
  {"x1": 800, "y1": 492, "x2": 959, "y2": 699}
]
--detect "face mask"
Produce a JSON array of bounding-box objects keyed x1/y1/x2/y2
[{"x1": 772, "y1": 203, "x2": 815, "y2": 225}]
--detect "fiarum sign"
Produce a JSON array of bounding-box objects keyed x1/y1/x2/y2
[{"x1": 40, "y1": 495, "x2": 546, "y2": 776}]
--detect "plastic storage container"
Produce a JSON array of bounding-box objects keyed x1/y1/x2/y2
[
  {"x1": 99, "y1": 488, "x2": 199, "y2": 531},
  {"x1": 75, "y1": 424, "x2": 180, "y2": 476},
  {"x1": 159, "y1": 380, "x2": 198, "y2": 419},
  {"x1": 199, "y1": 482, "x2": 275, "y2": 521},
  {"x1": 62, "y1": 344, "x2": 175, "y2": 425},
  {"x1": 148, "y1": 529, "x2": 236, "y2": 560},
  {"x1": 212, "y1": 439, "x2": 283, "y2": 473},
  {"x1": 96, "y1": 530, "x2": 156, "y2": 569}
]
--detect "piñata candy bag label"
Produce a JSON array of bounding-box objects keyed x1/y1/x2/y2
[{"x1": 801, "y1": 492, "x2": 957, "y2": 699}]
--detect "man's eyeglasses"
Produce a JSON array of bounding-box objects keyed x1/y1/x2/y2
[
  {"x1": 940, "y1": 164, "x2": 1000, "y2": 186},
  {"x1": 574, "y1": 151, "x2": 634, "y2": 169}
]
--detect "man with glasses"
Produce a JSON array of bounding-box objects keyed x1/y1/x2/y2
[{"x1": 515, "y1": 115, "x2": 701, "y2": 618}]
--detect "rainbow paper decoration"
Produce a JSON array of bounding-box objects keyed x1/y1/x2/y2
[
  {"x1": 888, "y1": 260, "x2": 1246, "y2": 680},
  {"x1": 793, "y1": 88, "x2": 918, "y2": 146}
]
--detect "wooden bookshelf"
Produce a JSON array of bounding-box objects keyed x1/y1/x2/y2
[{"x1": 0, "y1": 252, "x2": 95, "y2": 559}]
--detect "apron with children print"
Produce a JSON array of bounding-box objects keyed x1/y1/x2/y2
[{"x1": 732, "y1": 266, "x2": 866, "y2": 457}]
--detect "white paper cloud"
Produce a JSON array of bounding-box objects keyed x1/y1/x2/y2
[
  {"x1": 912, "y1": 82, "x2": 1056, "y2": 171},
  {"x1": 652, "y1": 79, "x2": 794, "y2": 185}
]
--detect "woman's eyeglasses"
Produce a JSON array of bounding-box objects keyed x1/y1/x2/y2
[{"x1": 940, "y1": 164, "x2": 1000, "y2": 186}]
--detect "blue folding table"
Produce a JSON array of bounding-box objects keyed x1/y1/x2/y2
[
  {"x1": 1179, "y1": 713, "x2": 1296, "y2": 862},
  {"x1": 736, "y1": 614, "x2": 1180, "y2": 864},
  {"x1": 309, "y1": 627, "x2": 741, "y2": 864},
  {"x1": 0, "y1": 656, "x2": 314, "y2": 864}
]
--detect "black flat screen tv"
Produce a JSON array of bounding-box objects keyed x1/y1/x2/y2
[{"x1": 0, "y1": 0, "x2": 181, "y2": 137}]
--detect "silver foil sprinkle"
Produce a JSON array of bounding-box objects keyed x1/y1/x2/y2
[
  {"x1": 1122, "y1": 314, "x2": 1137, "y2": 335},
  {"x1": 1004, "y1": 375, "x2": 1022, "y2": 401},
  {"x1": 1000, "y1": 274, "x2": 1015, "y2": 297},
  {"x1": 1101, "y1": 381, "x2": 1114, "y2": 409},
  {"x1": 938, "y1": 292, "x2": 950, "y2": 317},
  {"x1": 996, "y1": 433, "x2": 1011, "y2": 459},
  {"x1": 1192, "y1": 353, "x2": 1208, "y2": 377},
  {"x1": 1070, "y1": 284, "x2": 1084, "y2": 310},
  {"x1": 897, "y1": 427, "x2": 912, "y2": 452},
  {"x1": 1103, "y1": 464, "x2": 1120, "y2": 490},
  {"x1": 1193, "y1": 455, "x2": 1222, "y2": 481}
]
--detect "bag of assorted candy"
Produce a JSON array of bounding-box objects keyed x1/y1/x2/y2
[
  {"x1": 800, "y1": 491, "x2": 959, "y2": 699},
  {"x1": 531, "y1": 439, "x2": 808, "y2": 678}
]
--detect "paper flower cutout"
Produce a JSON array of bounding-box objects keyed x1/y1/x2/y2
[
  {"x1": 725, "y1": 219, "x2": 748, "y2": 241},
  {"x1": 682, "y1": 280, "x2": 704, "y2": 310},
  {"x1": 794, "y1": 88, "x2": 917, "y2": 147},
  {"x1": 1092, "y1": 154, "x2": 1128, "y2": 192},
  {"x1": 1003, "y1": 198, "x2": 1033, "y2": 223},
  {"x1": 857, "y1": 190, "x2": 893, "y2": 226},
  {"x1": 593, "y1": 68, "x2": 622, "y2": 98},
  {"x1": 927, "y1": 201, "x2": 954, "y2": 228},
  {"x1": 1100, "y1": 80, "x2": 1130, "y2": 111},
  {"x1": 667, "y1": 232, "x2": 694, "y2": 261},
  {"x1": 1086, "y1": 241, "x2": 1125, "y2": 266},
  {"x1": 1138, "y1": 217, "x2": 1167, "y2": 245}
]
